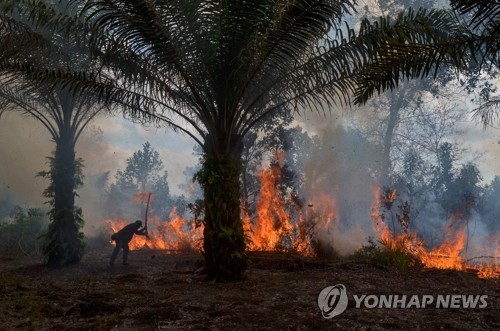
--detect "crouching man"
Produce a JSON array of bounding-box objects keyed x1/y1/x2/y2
[{"x1": 109, "y1": 220, "x2": 147, "y2": 266}]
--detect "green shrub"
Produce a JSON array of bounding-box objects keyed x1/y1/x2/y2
[
  {"x1": 353, "y1": 237, "x2": 420, "y2": 274},
  {"x1": 0, "y1": 206, "x2": 49, "y2": 256}
]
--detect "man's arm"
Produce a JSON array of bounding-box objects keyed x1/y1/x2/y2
[{"x1": 135, "y1": 228, "x2": 147, "y2": 236}]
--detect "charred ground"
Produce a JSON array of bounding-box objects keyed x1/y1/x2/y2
[{"x1": 0, "y1": 248, "x2": 499, "y2": 330}]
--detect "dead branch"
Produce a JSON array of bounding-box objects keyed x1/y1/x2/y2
[{"x1": 466, "y1": 256, "x2": 500, "y2": 262}]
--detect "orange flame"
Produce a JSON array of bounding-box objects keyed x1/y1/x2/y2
[
  {"x1": 107, "y1": 207, "x2": 202, "y2": 252},
  {"x1": 477, "y1": 264, "x2": 500, "y2": 278},
  {"x1": 370, "y1": 185, "x2": 392, "y2": 243},
  {"x1": 107, "y1": 156, "x2": 333, "y2": 256},
  {"x1": 250, "y1": 164, "x2": 292, "y2": 250},
  {"x1": 106, "y1": 173, "x2": 499, "y2": 278},
  {"x1": 370, "y1": 185, "x2": 499, "y2": 278},
  {"x1": 247, "y1": 156, "x2": 339, "y2": 255}
]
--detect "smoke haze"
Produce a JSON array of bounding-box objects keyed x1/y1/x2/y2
[{"x1": 0, "y1": 111, "x2": 198, "y2": 235}]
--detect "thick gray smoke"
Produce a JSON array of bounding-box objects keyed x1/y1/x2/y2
[
  {"x1": 287, "y1": 111, "x2": 384, "y2": 254},
  {"x1": 289, "y1": 104, "x2": 500, "y2": 257}
]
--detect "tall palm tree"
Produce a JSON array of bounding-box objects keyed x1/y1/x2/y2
[
  {"x1": 0, "y1": 0, "x2": 468, "y2": 279},
  {"x1": 0, "y1": 7, "x2": 106, "y2": 266},
  {"x1": 0, "y1": 84, "x2": 105, "y2": 266}
]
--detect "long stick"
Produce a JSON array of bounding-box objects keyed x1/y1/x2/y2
[{"x1": 145, "y1": 192, "x2": 152, "y2": 238}]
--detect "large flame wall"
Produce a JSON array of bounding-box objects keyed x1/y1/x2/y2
[{"x1": 106, "y1": 167, "x2": 499, "y2": 278}]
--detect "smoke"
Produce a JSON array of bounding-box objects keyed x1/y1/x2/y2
[
  {"x1": 77, "y1": 118, "x2": 199, "y2": 235},
  {"x1": 1, "y1": 99, "x2": 499, "y2": 258},
  {"x1": 0, "y1": 112, "x2": 198, "y2": 236},
  {"x1": 464, "y1": 214, "x2": 499, "y2": 260},
  {"x1": 456, "y1": 119, "x2": 500, "y2": 183},
  {"x1": 289, "y1": 110, "x2": 384, "y2": 255},
  {"x1": 0, "y1": 113, "x2": 126, "y2": 233},
  {"x1": 0, "y1": 112, "x2": 51, "y2": 206},
  {"x1": 289, "y1": 101, "x2": 500, "y2": 258}
]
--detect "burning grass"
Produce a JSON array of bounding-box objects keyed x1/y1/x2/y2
[
  {"x1": 106, "y1": 208, "x2": 203, "y2": 252},
  {"x1": 370, "y1": 185, "x2": 500, "y2": 279}
]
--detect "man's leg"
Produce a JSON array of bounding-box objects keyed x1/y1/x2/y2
[
  {"x1": 122, "y1": 243, "x2": 130, "y2": 265},
  {"x1": 109, "y1": 240, "x2": 122, "y2": 266}
]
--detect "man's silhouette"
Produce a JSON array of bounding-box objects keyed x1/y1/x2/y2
[{"x1": 110, "y1": 220, "x2": 147, "y2": 266}]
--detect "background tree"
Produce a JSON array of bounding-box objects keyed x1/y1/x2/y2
[
  {"x1": 448, "y1": 162, "x2": 483, "y2": 218},
  {"x1": 360, "y1": 0, "x2": 447, "y2": 187},
  {"x1": 435, "y1": 142, "x2": 457, "y2": 209},
  {"x1": 106, "y1": 142, "x2": 174, "y2": 220},
  {"x1": 356, "y1": 0, "x2": 497, "y2": 192},
  {"x1": 116, "y1": 142, "x2": 163, "y2": 193}
]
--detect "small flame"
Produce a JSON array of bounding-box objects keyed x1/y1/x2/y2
[
  {"x1": 477, "y1": 264, "x2": 500, "y2": 278},
  {"x1": 370, "y1": 185, "x2": 392, "y2": 243}
]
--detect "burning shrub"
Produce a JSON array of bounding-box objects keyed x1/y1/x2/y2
[
  {"x1": 377, "y1": 237, "x2": 421, "y2": 274},
  {"x1": 353, "y1": 237, "x2": 420, "y2": 275},
  {"x1": 106, "y1": 207, "x2": 204, "y2": 253}
]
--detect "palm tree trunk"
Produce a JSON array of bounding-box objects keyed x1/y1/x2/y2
[
  {"x1": 198, "y1": 137, "x2": 247, "y2": 280},
  {"x1": 44, "y1": 133, "x2": 85, "y2": 266}
]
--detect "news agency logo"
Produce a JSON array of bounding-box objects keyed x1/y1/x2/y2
[
  {"x1": 317, "y1": 284, "x2": 349, "y2": 318},
  {"x1": 318, "y1": 284, "x2": 489, "y2": 318}
]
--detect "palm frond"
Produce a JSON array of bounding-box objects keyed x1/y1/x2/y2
[
  {"x1": 7, "y1": 1, "x2": 494, "y2": 152},
  {"x1": 451, "y1": 0, "x2": 499, "y2": 72},
  {"x1": 471, "y1": 97, "x2": 500, "y2": 126},
  {"x1": 353, "y1": 8, "x2": 477, "y2": 105},
  {"x1": 450, "y1": 0, "x2": 500, "y2": 29}
]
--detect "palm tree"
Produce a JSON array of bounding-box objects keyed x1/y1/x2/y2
[
  {"x1": 0, "y1": 8, "x2": 106, "y2": 266},
  {"x1": 0, "y1": 84, "x2": 105, "y2": 266},
  {"x1": 0, "y1": 0, "x2": 468, "y2": 279}
]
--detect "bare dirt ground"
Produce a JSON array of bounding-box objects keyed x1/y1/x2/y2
[{"x1": 0, "y1": 247, "x2": 499, "y2": 331}]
